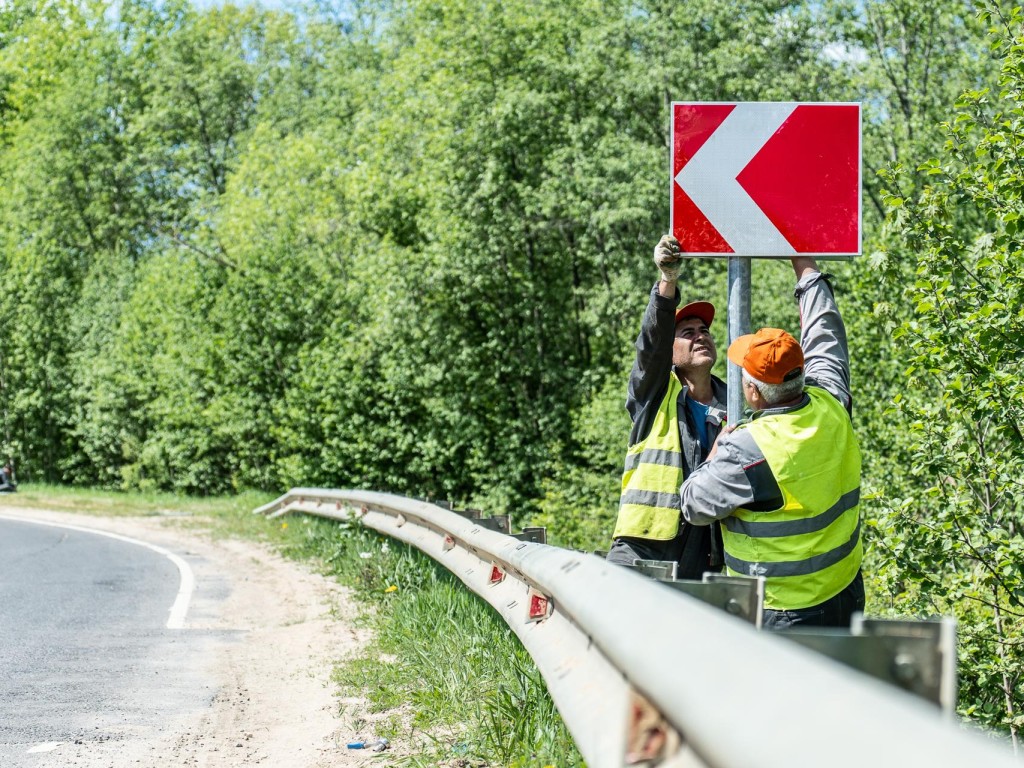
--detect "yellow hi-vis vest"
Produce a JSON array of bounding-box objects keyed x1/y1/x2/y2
[
  {"x1": 723, "y1": 387, "x2": 862, "y2": 610},
  {"x1": 613, "y1": 374, "x2": 684, "y2": 541}
]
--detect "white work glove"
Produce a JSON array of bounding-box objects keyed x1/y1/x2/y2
[{"x1": 653, "y1": 234, "x2": 682, "y2": 282}]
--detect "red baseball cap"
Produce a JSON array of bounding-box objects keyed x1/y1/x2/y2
[
  {"x1": 674, "y1": 301, "x2": 715, "y2": 328},
  {"x1": 727, "y1": 328, "x2": 804, "y2": 385}
]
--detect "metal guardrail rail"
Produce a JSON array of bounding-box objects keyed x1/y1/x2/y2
[{"x1": 255, "y1": 489, "x2": 1019, "y2": 768}]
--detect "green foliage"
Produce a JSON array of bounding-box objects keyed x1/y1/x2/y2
[
  {"x1": 870, "y1": 2, "x2": 1024, "y2": 740},
  {"x1": 532, "y1": 371, "x2": 629, "y2": 550},
  {"x1": 0, "y1": 0, "x2": 872, "y2": 502}
]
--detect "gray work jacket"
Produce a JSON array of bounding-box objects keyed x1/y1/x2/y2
[{"x1": 680, "y1": 271, "x2": 852, "y2": 523}]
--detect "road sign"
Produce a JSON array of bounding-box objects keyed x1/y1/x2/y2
[{"x1": 671, "y1": 102, "x2": 861, "y2": 257}]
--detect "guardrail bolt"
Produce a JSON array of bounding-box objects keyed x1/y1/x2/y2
[{"x1": 891, "y1": 653, "x2": 919, "y2": 686}]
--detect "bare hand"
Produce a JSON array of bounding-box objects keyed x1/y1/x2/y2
[{"x1": 707, "y1": 423, "x2": 736, "y2": 461}]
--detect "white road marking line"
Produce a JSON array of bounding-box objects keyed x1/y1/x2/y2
[
  {"x1": 0, "y1": 513, "x2": 195, "y2": 629},
  {"x1": 26, "y1": 742, "x2": 63, "y2": 753}
]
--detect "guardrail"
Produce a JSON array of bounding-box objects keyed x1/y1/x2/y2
[{"x1": 255, "y1": 489, "x2": 1018, "y2": 768}]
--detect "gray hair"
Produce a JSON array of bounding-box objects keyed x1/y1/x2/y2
[{"x1": 743, "y1": 369, "x2": 805, "y2": 407}]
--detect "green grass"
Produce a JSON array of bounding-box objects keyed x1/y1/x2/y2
[
  {"x1": 0, "y1": 484, "x2": 584, "y2": 767},
  {"x1": 280, "y1": 514, "x2": 584, "y2": 767}
]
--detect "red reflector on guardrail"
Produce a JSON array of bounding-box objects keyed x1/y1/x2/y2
[
  {"x1": 442, "y1": 534, "x2": 456, "y2": 552},
  {"x1": 527, "y1": 588, "x2": 551, "y2": 622},
  {"x1": 489, "y1": 564, "x2": 506, "y2": 585}
]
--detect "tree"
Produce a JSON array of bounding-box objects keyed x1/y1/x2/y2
[
  {"x1": 873, "y1": 3, "x2": 1024, "y2": 744},
  {"x1": 0, "y1": 0, "x2": 159, "y2": 479}
]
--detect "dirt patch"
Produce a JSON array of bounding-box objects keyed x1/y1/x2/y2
[{"x1": 0, "y1": 507, "x2": 397, "y2": 767}]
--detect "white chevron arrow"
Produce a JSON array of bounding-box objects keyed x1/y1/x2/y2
[{"x1": 675, "y1": 103, "x2": 797, "y2": 255}]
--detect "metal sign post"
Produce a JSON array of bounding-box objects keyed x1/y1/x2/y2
[{"x1": 726, "y1": 255, "x2": 751, "y2": 425}]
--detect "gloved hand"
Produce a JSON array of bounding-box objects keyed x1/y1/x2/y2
[{"x1": 653, "y1": 235, "x2": 682, "y2": 282}]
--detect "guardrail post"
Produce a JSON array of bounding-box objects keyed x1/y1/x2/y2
[
  {"x1": 622, "y1": 560, "x2": 956, "y2": 707},
  {"x1": 779, "y1": 615, "x2": 958, "y2": 712}
]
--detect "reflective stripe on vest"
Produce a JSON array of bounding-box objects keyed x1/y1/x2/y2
[
  {"x1": 613, "y1": 374, "x2": 684, "y2": 541},
  {"x1": 723, "y1": 387, "x2": 862, "y2": 610}
]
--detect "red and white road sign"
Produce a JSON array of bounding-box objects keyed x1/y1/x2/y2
[{"x1": 671, "y1": 102, "x2": 861, "y2": 257}]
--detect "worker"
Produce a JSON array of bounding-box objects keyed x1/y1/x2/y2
[
  {"x1": 680, "y1": 255, "x2": 863, "y2": 629},
  {"x1": 607, "y1": 234, "x2": 725, "y2": 580}
]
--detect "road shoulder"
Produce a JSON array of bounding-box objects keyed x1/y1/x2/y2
[{"x1": 0, "y1": 506, "x2": 382, "y2": 767}]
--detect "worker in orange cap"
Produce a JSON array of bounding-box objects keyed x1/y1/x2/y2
[
  {"x1": 606, "y1": 234, "x2": 726, "y2": 580},
  {"x1": 680, "y1": 256, "x2": 863, "y2": 629}
]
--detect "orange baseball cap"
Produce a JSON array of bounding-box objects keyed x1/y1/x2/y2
[
  {"x1": 674, "y1": 301, "x2": 715, "y2": 327},
  {"x1": 727, "y1": 328, "x2": 804, "y2": 385}
]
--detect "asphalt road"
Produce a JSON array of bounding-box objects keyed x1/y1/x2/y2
[{"x1": 0, "y1": 517, "x2": 213, "y2": 765}]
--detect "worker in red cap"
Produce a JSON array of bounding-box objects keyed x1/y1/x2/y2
[
  {"x1": 680, "y1": 256, "x2": 863, "y2": 629},
  {"x1": 606, "y1": 234, "x2": 726, "y2": 580}
]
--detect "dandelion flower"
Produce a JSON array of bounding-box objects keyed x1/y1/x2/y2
[{"x1": 384, "y1": 585, "x2": 398, "y2": 593}]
